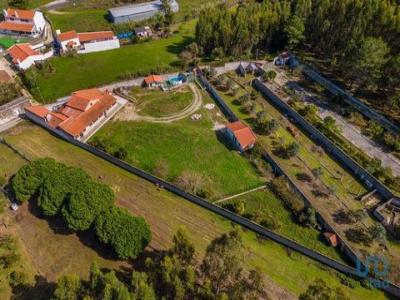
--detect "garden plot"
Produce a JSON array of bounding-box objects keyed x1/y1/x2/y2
[{"x1": 212, "y1": 72, "x2": 400, "y2": 283}]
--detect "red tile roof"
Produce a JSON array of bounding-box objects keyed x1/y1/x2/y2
[
  {"x1": 77, "y1": 31, "x2": 114, "y2": 43},
  {"x1": 227, "y1": 121, "x2": 257, "y2": 150},
  {"x1": 67, "y1": 89, "x2": 105, "y2": 111},
  {"x1": 8, "y1": 43, "x2": 38, "y2": 63},
  {"x1": 58, "y1": 94, "x2": 116, "y2": 137},
  {"x1": 46, "y1": 112, "x2": 67, "y2": 128},
  {"x1": 57, "y1": 30, "x2": 78, "y2": 42},
  {"x1": 144, "y1": 75, "x2": 162, "y2": 85},
  {"x1": 6, "y1": 8, "x2": 35, "y2": 20},
  {"x1": 26, "y1": 88, "x2": 116, "y2": 139},
  {"x1": 25, "y1": 105, "x2": 50, "y2": 118},
  {"x1": 0, "y1": 21, "x2": 34, "y2": 33},
  {"x1": 324, "y1": 232, "x2": 339, "y2": 247}
]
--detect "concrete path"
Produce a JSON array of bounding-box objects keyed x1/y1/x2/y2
[{"x1": 214, "y1": 185, "x2": 266, "y2": 204}]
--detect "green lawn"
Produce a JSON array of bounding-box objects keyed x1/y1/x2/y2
[
  {"x1": 26, "y1": 21, "x2": 195, "y2": 103},
  {"x1": 90, "y1": 98, "x2": 264, "y2": 199},
  {"x1": 48, "y1": 9, "x2": 111, "y2": 32},
  {"x1": 132, "y1": 85, "x2": 193, "y2": 117},
  {"x1": 0, "y1": 37, "x2": 26, "y2": 48},
  {"x1": 222, "y1": 189, "x2": 345, "y2": 261},
  {"x1": 0, "y1": 122, "x2": 389, "y2": 300}
]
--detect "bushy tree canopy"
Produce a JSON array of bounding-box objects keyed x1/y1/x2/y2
[{"x1": 95, "y1": 207, "x2": 151, "y2": 259}]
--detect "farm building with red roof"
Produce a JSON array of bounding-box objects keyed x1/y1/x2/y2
[
  {"x1": 226, "y1": 121, "x2": 257, "y2": 152},
  {"x1": 7, "y1": 43, "x2": 53, "y2": 70},
  {"x1": 56, "y1": 29, "x2": 120, "y2": 54},
  {"x1": 144, "y1": 75, "x2": 163, "y2": 88},
  {"x1": 25, "y1": 88, "x2": 118, "y2": 140}
]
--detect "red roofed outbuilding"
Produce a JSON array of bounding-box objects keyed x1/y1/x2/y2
[
  {"x1": 226, "y1": 121, "x2": 257, "y2": 152},
  {"x1": 324, "y1": 232, "x2": 339, "y2": 247},
  {"x1": 144, "y1": 75, "x2": 163, "y2": 88},
  {"x1": 56, "y1": 30, "x2": 120, "y2": 54}
]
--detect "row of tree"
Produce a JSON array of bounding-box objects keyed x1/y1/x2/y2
[
  {"x1": 195, "y1": 0, "x2": 399, "y2": 101},
  {"x1": 52, "y1": 228, "x2": 267, "y2": 300},
  {"x1": 11, "y1": 158, "x2": 151, "y2": 259}
]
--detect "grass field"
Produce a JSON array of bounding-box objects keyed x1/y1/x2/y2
[
  {"x1": 221, "y1": 189, "x2": 344, "y2": 261},
  {"x1": 0, "y1": 122, "x2": 388, "y2": 299},
  {"x1": 26, "y1": 20, "x2": 195, "y2": 103},
  {"x1": 48, "y1": 9, "x2": 111, "y2": 32},
  {"x1": 132, "y1": 85, "x2": 193, "y2": 117},
  {"x1": 91, "y1": 92, "x2": 264, "y2": 199},
  {"x1": 0, "y1": 37, "x2": 26, "y2": 49}
]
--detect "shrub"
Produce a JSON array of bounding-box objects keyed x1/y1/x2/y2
[
  {"x1": 298, "y1": 207, "x2": 319, "y2": 229},
  {"x1": 260, "y1": 215, "x2": 281, "y2": 231},
  {"x1": 95, "y1": 207, "x2": 151, "y2": 259},
  {"x1": 114, "y1": 147, "x2": 128, "y2": 160},
  {"x1": 285, "y1": 142, "x2": 300, "y2": 158},
  {"x1": 8, "y1": 271, "x2": 28, "y2": 287},
  {"x1": 270, "y1": 177, "x2": 304, "y2": 215}
]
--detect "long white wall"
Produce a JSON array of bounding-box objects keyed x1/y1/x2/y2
[
  {"x1": 78, "y1": 38, "x2": 120, "y2": 54},
  {"x1": 17, "y1": 50, "x2": 54, "y2": 70}
]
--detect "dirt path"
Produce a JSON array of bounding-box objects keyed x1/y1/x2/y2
[
  {"x1": 116, "y1": 83, "x2": 203, "y2": 123},
  {"x1": 214, "y1": 185, "x2": 266, "y2": 204}
]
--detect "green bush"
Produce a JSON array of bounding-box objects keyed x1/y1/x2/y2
[
  {"x1": 95, "y1": 207, "x2": 151, "y2": 259},
  {"x1": 270, "y1": 177, "x2": 305, "y2": 215}
]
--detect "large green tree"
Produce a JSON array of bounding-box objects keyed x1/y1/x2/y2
[{"x1": 95, "y1": 207, "x2": 151, "y2": 259}]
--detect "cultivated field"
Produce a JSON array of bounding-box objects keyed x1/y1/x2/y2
[{"x1": 0, "y1": 122, "x2": 387, "y2": 299}]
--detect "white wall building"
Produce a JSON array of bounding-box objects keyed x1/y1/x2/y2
[
  {"x1": 0, "y1": 8, "x2": 45, "y2": 37},
  {"x1": 7, "y1": 43, "x2": 53, "y2": 70},
  {"x1": 56, "y1": 30, "x2": 120, "y2": 54}
]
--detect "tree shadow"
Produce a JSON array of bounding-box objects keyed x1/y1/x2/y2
[
  {"x1": 77, "y1": 230, "x2": 122, "y2": 262},
  {"x1": 27, "y1": 199, "x2": 74, "y2": 235},
  {"x1": 166, "y1": 35, "x2": 194, "y2": 54},
  {"x1": 11, "y1": 275, "x2": 55, "y2": 300}
]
